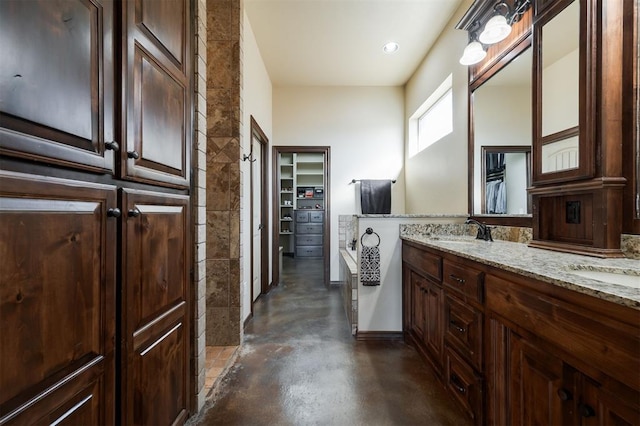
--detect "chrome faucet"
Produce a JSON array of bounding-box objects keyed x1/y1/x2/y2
[{"x1": 465, "y1": 218, "x2": 493, "y2": 241}]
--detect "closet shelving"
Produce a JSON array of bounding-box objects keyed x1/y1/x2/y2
[{"x1": 278, "y1": 152, "x2": 325, "y2": 257}]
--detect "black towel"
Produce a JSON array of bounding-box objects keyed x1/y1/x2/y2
[{"x1": 360, "y1": 179, "x2": 392, "y2": 214}]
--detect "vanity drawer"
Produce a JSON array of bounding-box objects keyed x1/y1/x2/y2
[
  {"x1": 402, "y1": 244, "x2": 442, "y2": 282},
  {"x1": 297, "y1": 224, "x2": 322, "y2": 234},
  {"x1": 445, "y1": 295, "x2": 483, "y2": 371},
  {"x1": 443, "y1": 259, "x2": 483, "y2": 304},
  {"x1": 445, "y1": 347, "x2": 483, "y2": 424},
  {"x1": 296, "y1": 234, "x2": 322, "y2": 246}
]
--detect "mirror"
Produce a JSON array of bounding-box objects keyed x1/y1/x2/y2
[
  {"x1": 472, "y1": 48, "x2": 532, "y2": 216},
  {"x1": 539, "y1": 0, "x2": 580, "y2": 174}
]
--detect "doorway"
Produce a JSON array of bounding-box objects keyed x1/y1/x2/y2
[
  {"x1": 249, "y1": 117, "x2": 269, "y2": 310},
  {"x1": 271, "y1": 146, "x2": 330, "y2": 287}
]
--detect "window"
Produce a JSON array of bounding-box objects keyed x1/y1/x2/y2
[
  {"x1": 418, "y1": 88, "x2": 453, "y2": 150},
  {"x1": 409, "y1": 74, "x2": 453, "y2": 157}
]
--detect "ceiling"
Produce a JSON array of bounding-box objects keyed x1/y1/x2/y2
[{"x1": 244, "y1": 0, "x2": 465, "y2": 87}]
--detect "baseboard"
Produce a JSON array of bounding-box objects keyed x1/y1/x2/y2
[
  {"x1": 243, "y1": 313, "x2": 253, "y2": 329},
  {"x1": 355, "y1": 331, "x2": 404, "y2": 341},
  {"x1": 329, "y1": 280, "x2": 343, "y2": 287}
]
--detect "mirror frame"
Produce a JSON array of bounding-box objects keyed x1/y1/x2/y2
[
  {"x1": 468, "y1": 37, "x2": 533, "y2": 227},
  {"x1": 532, "y1": 0, "x2": 595, "y2": 185}
]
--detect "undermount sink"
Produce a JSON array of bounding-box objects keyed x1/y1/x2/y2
[{"x1": 566, "y1": 266, "x2": 640, "y2": 289}]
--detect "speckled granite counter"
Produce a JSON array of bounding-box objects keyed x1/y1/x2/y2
[{"x1": 400, "y1": 233, "x2": 640, "y2": 309}]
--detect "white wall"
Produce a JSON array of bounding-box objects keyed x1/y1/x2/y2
[
  {"x1": 356, "y1": 216, "x2": 465, "y2": 333},
  {"x1": 404, "y1": 0, "x2": 473, "y2": 214},
  {"x1": 241, "y1": 10, "x2": 273, "y2": 324},
  {"x1": 273, "y1": 86, "x2": 405, "y2": 281}
]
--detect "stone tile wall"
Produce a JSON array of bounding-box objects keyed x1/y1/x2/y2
[{"x1": 205, "y1": 0, "x2": 242, "y2": 347}]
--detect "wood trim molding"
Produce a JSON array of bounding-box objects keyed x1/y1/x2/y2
[{"x1": 355, "y1": 331, "x2": 404, "y2": 341}]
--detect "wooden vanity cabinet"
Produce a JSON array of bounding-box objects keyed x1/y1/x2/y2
[
  {"x1": 486, "y1": 271, "x2": 640, "y2": 426},
  {"x1": 402, "y1": 244, "x2": 444, "y2": 374},
  {"x1": 402, "y1": 240, "x2": 640, "y2": 426},
  {"x1": 402, "y1": 241, "x2": 485, "y2": 424}
]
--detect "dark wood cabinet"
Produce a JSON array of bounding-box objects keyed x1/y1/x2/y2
[
  {"x1": 121, "y1": 0, "x2": 192, "y2": 188},
  {"x1": 0, "y1": 0, "x2": 194, "y2": 424},
  {"x1": 0, "y1": 171, "x2": 117, "y2": 425},
  {"x1": 0, "y1": 0, "x2": 115, "y2": 173},
  {"x1": 403, "y1": 244, "x2": 444, "y2": 373},
  {"x1": 402, "y1": 240, "x2": 640, "y2": 426},
  {"x1": 121, "y1": 189, "x2": 190, "y2": 426}
]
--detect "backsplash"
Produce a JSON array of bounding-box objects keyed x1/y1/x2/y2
[
  {"x1": 400, "y1": 223, "x2": 532, "y2": 243},
  {"x1": 622, "y1": 234, "x2": 640, "y2": 259}
]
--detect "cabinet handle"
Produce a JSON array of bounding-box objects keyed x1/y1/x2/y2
[
  {"x1": 557, "y1": 388, "x2": 572, "y2": 401},
  {"x1": 128, "y1": 208, "x2": 141, "y2": 217},
  {"x1": 105, "y1": 141, "x2": 120, "y2": 151},
  {"x1": 107, "y1": 208, "x2": 121, "y2": 218},
  {"x1": 127, "y1": 150, "x2": 140, "y2": 159},
  {"x1": 449, "y1": 274, "x2": 465, "y2": 285},
  {"x1": 450, "y1": 374, "x2": 466, "y2": 394},
  {"x1": 449, "y1": 319, "x2": 466, "y2": 333},
  {"x1": 578, "y1": 403, "x2": 595, "y2": 418}
]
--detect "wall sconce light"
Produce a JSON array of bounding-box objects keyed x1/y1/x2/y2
[
  {"x1": 459, "y1": 21, "x2": 486, "y2": 65},
  {"x1": 460, "y1": 0, "x2": 531, "y2": 66},
  {"x1": 459, "y1": 39, "x2": 487, "y2": 65}
]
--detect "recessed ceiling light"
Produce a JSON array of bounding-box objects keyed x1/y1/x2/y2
[{"x1": 383, "y1": 42, "x2": 399, "y2": 54}]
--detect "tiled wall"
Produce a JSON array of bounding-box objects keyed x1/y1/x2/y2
[
  {"x1": 205, "y1": 0, "x2": 242, "y2": 346},
  {"x1": 193, "y1": 0, "x2": 208, "y2": 411}
]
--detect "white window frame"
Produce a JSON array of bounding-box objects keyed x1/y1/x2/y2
[{"x1": 409, "y1": 74, "x2": 453, "y2": 157}]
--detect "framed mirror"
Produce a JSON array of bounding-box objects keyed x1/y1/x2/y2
[
  {"x1": 471, "y1": 44, "x2": 533, "y2": 221},
  {"x1": 533, "y1": 0, "x2": 595, "y2": 184}
]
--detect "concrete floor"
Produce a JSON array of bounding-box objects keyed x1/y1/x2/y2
[{"x1": 191, "y1": 257, "x2": 472, "y2": 426}]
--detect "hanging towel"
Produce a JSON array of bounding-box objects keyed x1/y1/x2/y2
[
  {"x1": 360, "y1": 228, "x2": 381, "y2": 286},
  {"x1": 361, "y1": 246, "x2": 381, "y2": 286},
  {"x1": 360, "y1": 179, "x2": 392, "y2": 214}
]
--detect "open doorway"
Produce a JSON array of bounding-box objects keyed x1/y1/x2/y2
[
  {"x1": 249, "y1": 117, "x2": 269, "y2": 311},
  {"x1": 271, "y1": 146, "x2": 330, "y2": 287}
]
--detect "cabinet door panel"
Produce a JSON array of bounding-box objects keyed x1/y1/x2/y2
[
  {"x1": 424, "y1": 281, "x2": 443, "y2": 366},
  {"x1": 122, "y1": 0, "x2": 191, "y2": 188},
  {"x1": 0, "y1": 171, "x2": 116, "y2": 425},
  {"x1": 510, "y1": 333, "x2": 564, "y2": 425},
  {"x1": 411, "y1": 272, "x2": 425, "y2": 338},
  {"x1": 0, "y1": 0, "x2": 115, "y2": 172},
  {"x1": 121, "y1": 189, "x2": 190, "y2": 425}
]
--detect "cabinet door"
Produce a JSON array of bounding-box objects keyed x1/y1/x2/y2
[
  {"x1": 411, "y1": 272, "x2": 425, "y2": 339},
  {"x1": 0, "y1": 171, "x2": 116, "y2": 425},
  {"x1": 121, "y1": 0, "x2": 192, "y2": 187},
  {"x1": 121, "y1": 189, "x2": 190, "y2": 425},
  {"x1": 0, "y1": 0, "x2": 115, "y2": 173},
  {"x1": 510, "y1": 333, "x2": 564, "y2": 425},
  {"x1": 423, "y1": 281, "x2": 444, "y2": 367},
  {"x1": 579, "y1": 375, "x2": 640, "y2": 426}
]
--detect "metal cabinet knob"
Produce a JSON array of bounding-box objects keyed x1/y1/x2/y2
[
  {"x1": 557, "y1": 388, "x2": 572, "y2": 401},
  {"x1": 107, "y1": 208, "x2": 121, "y2": 218},
  {"x1": 105, "y1": 141, "x2": 120, "y2": 151},
  {"x1": 127, "y1": 151, "x2": 140, "y2": 159},
  {"x1": 128, "y1": 208, "x2": 141, "y2": 217}
]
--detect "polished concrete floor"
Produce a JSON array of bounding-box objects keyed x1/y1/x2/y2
[{"x1": 192, "y1": 257, "x2": 471, "y2": 426}]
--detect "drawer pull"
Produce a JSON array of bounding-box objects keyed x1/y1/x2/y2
[
  {"x1": 450, "y1": 374, "x2": 466, "y2": 394},
  {"x1": 578, "y1": 403, "x2": 595, "y2": 418},
  {"x1": 557, "y1": 388, "x2": 572, "y2": 401},
  {"x1": 449, "y1": 274, "x2": 465, "y2": 285},
  {"x1": 449, "y1": 320, "x2": 466, "y2": 333}
]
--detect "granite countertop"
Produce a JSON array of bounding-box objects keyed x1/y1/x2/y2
[{"x1": 400, "y1": 234, "x2": 640, "y2": 309}]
